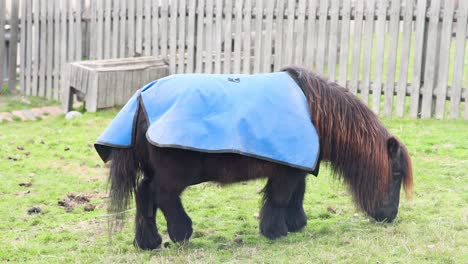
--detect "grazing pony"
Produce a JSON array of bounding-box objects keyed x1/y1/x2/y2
[{"x1": 96, "y1": 66, "x2": 413, "y2": 250}]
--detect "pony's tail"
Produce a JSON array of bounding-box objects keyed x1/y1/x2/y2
[{"x1": 108, "y1": 147, "x2": 141, "y2": 225}]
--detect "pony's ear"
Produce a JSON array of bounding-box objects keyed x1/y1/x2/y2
[{"x1": 387, "y1": 137, "x2": 400, "y2": 158}]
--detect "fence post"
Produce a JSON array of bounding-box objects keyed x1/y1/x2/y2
[
  {"x1": 8, "y1": 0, "x2": 19, "y2": 93},
  {"x1": 0, "y1": 0, "x2": 5, "y2": 93}
]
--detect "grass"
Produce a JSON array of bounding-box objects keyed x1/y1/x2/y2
[
  {"x1": 0, "y1": 92, "x2": 59, "y2": 113},
  {"x1": 0, "y1": 109, "x2": 466, "y2": 263}
]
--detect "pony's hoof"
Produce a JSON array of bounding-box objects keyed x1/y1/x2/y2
[
  {"x1": 168, "y1": 224, "x2": 193, "y2": 243},
  {"x1": 134, "y1": 233, "x2": 162, "y2": 250},
  {"x1": 260, "y1": 217, "x2": 288, "y2": 239},
  {"x1": 285, "y1": 208, "x2": 307, "y2": 232}
]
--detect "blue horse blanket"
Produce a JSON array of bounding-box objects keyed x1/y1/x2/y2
[{"x1": 95, "y1": 72, "x2": 320, "y2": 173}]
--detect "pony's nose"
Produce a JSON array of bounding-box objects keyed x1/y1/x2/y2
[{"x1": 371, "y1": 208, "x2": 398, "y2": 223}]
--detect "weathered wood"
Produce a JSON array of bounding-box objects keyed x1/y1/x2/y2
[
  {"x1": 151, "y1": 0, "x2": 159, "y2": 58},
  {"x1": 409, "y1": 0, "x2": 428, "y2": 118},
  {"x1": 384, "y1": 0, "x2": 401, "y2": 116},
  {"x1": 143, "y1": 0, "x2": 151, "y2": 57},
  {"x1": 242, "y1": 0, "x2": 252, "y2": 73},
  {"x1": 305, "y1": 0, "x2": 319, "y2": 70},
  {"x1": 337, "y1": 0, "x2": 351, "y2": 86},
  {"x1": 326, "y1": 0, "x2": 339, "y2": 81},
  {"x1": 434, "y1": 0, "x2": 454, "y2": 119},
  {"x1": 127, "y1": 0, "x2": 135, "y2": 57},
  {"x1": 111, "y1": 0, "x2": 120, "y2": 58},
  {"x1": 19, "y1": 0, "x2": 27, "y2": 94},
  {"x1": 52, "y1": 0, "x2": 60, "y2": 100},
  {"x1": 75, "y1": 0, "x2": 82, "y2": 60},
  {"x1": 273, "y1": 0, "x2": 285, "y2": 71},
  {"x1": 350, "y1": 0, "x2": 364, "y2": 94},
  {"x1": 119, "y1": 0, "x2": 126, "y2": 58},
  {"x1": 451, "y1": 0, "x2": 468, "y2": 119},
  {"x1": 169, "y1": 0, "x2": 178, "y2": 73},
  {"x1": 233, "y1": 0, "x2": 243, "y2": 73},
  {"x1": 262, "y1": 0, "x2": 274, "y2": 72},
  {"x1": 282, "y1": 0, "x2": 294, "y2": 67},
  {"x1": 61, "y1": 57, "x2": 168, "y2": 112},
  {"x1": 195, "y1": 0, "x2": 205, "y2": 73},
  {"x1": 372, "y1": 0, "x2": 387, "y2": 114},
  {"x1": 96, "y1": 0, "x2": 104, "y2": 59},
  {"x1": 316, "y1": 0, "x2": 329, "y2": 74},
  {"x1": 360, "y1": 0, "x2": 376, "y2": 104},
  {"x1": 222, "y1": 0, "x2": 232, "y2": 73},
  {"x1": 253, "y1": 0, "x2": 264, "y2": 73},
  {"x1": 160, "y1": 0, "x2": 168, "y2": 60},
  {"x1": 25, "y1": 0, "x2": 33, "y2": 96},
  {"x1": 0, "y1": 0, "x2": 5, "y2": 91},
  {"x1": 104, "y1": 0, "x2": 112, "y2": 59},
  {"x1": 214, "y1": 0, "x2": 223, "y2": 74},
  {"x1": 135, "y1": 0, "x2": 143, "y2": 55},
  {"x1": 186, "y1": 0, "x2": 196, "y2": 72},
  {"x1": 177, "y1": 0, "x2": 187, "y2": 73},
  {"x1": 421, "y1": 0, "x2": 441, "y2": 118},
  {"x1": 67, "y1": 0, "x2": 75, "y2": 61},
  {"x1": 38, "y1": 0, "x2": 47, "y2": 97},
  {"x1": 395, "y1": 0, "x2": 413, "y2": 117},
  {"x1": 46, "y1": 0, "x2": 54, "y2": 99}
]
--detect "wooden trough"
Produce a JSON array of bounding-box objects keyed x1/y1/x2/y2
[{"x1": 61, "y1": 57, "x2": 169, "y2": 112}]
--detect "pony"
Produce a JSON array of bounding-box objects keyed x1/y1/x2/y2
[{"x1": 101, "y1": 66, "x2": 413, "y2": 250}]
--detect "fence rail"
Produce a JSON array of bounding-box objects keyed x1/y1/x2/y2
[{"x1": 1, "y1": 0, "x2": 468, "y2": 119}]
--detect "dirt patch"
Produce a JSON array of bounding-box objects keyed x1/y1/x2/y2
[{"x1": 58, "y1": 193, "x2": 97, "y2": 212}]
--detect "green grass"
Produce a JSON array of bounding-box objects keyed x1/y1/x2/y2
[
  {"x1": 0, "y1": 94, "x2": 59, "y2": 113},
  {"x1": 0, "y1": 110, "x2": 467, "y2": 263}
]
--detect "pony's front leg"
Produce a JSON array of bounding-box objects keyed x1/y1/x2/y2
[
  {"x1": 158, "y1": 189, "x2": 193, "y2": 243},
  {"x1": 260, "y1": 173, "x2": 304, "y2": 239},
  {"x1": 285, "y1": 174, "x2": 307, "y2": 232},
  {"x1": 134, "y1": 176, "x2": 162, "y2": 250}
]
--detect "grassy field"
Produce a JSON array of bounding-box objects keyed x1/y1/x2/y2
[{"x1": 0, "y1": 108, "x2": 467, "y2": 263}]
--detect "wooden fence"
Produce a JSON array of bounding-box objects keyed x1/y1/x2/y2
[{"x1": 3, "y1": 0, "x2": 468, "y2": 119}]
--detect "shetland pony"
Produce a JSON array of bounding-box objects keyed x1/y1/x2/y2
[{"x1": 104, "y1": 66, "x2": 413, "y2": 250}]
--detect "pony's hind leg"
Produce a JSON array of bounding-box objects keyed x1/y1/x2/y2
[
  {"x1": 157, "y1": 188, "x2": 193, "y2": 243},
  {"x1": 260, "y1": 170, "x2": 304, "y2": 239},
  {"x1": 285, "y1": 173, "x2": 307, "y2": 232},
  {"x1": 134, "y1": 174, "x2": 162, "y2": 250}
]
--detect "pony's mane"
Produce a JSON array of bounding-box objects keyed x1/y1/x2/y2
[{"x1": 283, "y1": 66, "x2": 412, "y2": 212}]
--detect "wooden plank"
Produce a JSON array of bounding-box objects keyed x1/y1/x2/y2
[
  {"x1": 273, "y1": 0, "x2": 284, "y2": 71},
  {"x1": 144, "y1": 0, "x2": 152, "y2": 56},
  {"x1": 337, "y1": 0, "x2": 351, "y2": 86},
  {"x1": 421, "y1": 0, "x2": 441, "y2": 118},
  {"x1": 46, "y1": 0, "x2": 54, "y2": 99},
  {"x1": 450, "y1": 0, "x2": 468, "y2": 119},
  {"x1": 160, "y1": 0, "x2": 169, "y2": 60},
  {"x1": 222, "y1": 0, "x2": 232, "y2": 73},
  {"x1": 96, "y1": 0, "x2": 104, "y2": 59},
  {"x1": 349, "y1": 0, "x2": 364, "y2": 94},
  {"x1": 127, "y1": 0, "x2": 135, "y2": 57},
  {"x1": 395, "y1": 0, "x2": 413, "y2": 117},
  {"x1": 119, "y1": 0, "x2": 126, "y2": 58},
  {"x1": 135, "y1": 0, "x2": 143, "y2": 55},
  {"x1": 253, "y1": 0, "x2": 264, "y2": 73},
  {"x1": 31, "y1": 0, "x2": 40, "y2": 96},
  {"x1": 151, "y1": 0, "x2": 159, "y2": 57},
  {"x1": 38, "y1": 0, "x2": 47, "y2": 97},
  {"x1": 262, "y1": 0, "x2": 274, "y2": 72},
  {"x1": 360, "y1": 0, "x2": 376, "y2": 104},
  {"x1": 53, "y1": 0, "x2": 60, "y2": 100},
  {"x1": 75, "y1": 0, "x2": 82, "y2": 60},
  {"x1": 242, "y1": 0, "x2": 252, "y2": 73},
  {"x1": 195, "y1": 0, "x2": 205, "y2": 73},
  {"x1": 315, "y1": 0, "x2": 329, "y2": 74},
  {"x1": 409, "y1": 0, "x2": 428, "y2": 118},
  {"x1": 383, "y1": 0, "x2": 401, "y2": 116},
  {"x1": 371, "y1": 0, "x2": 387, "y2": 114},
  {"x1": 0, "y1": 0, "x2": 5, "y2": 91},
  {"x1": 305, "y1": 0, "x2": 319, "y2": 71},
  {"x1": 233, "y1": 0, "x2": 243, "y2": 73},
  {"x1": 186, "y1": 0, "x2": 196, "y2": 72},
  {"x1": 214, "y1": 0, "x2": 223, "y2": 73},
  {"x1": 282, "y1": 0, "x2": 293, "y2": 68},
  {"x1": 326, "y1": 0, "x2": 339, "y2": 81},
  {"x1": 204, "y1": 0, "x2": 213, "y2": 73},
  {"x1": 25, "y1": 0, "x2": 33, "y2": 95},
  {"x1": 111, "y1": 0, "x2": 120, "y2": 58},
  {"x1": 169, "y1": 0, "x2": 178, "y2": 73},
  {"x1": 294, "y1": 0, "x2": 306, "y2": 66},
  {"x1": 67, "y1": 0, "x2": 75, "y2": 61},
  {"x1": 20, "y1": 0, "x2": 28, "y2": 94},
  {"x1": 178, "y1": 0, "x2": 187, "y2": 73},
  {"x1": 9, "y1": 0, "x2": 20, "y2": 91},
  {"x1": 104, "y1": 0, "x2": 112, "y2": 59},
  {"x1": 434, "y1": 0, "x2": 454, "y2": 119}
]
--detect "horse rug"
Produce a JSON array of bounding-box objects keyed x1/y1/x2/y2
[{"x1": 95, "y1": 72, "x2": 320, "y2": 173}]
